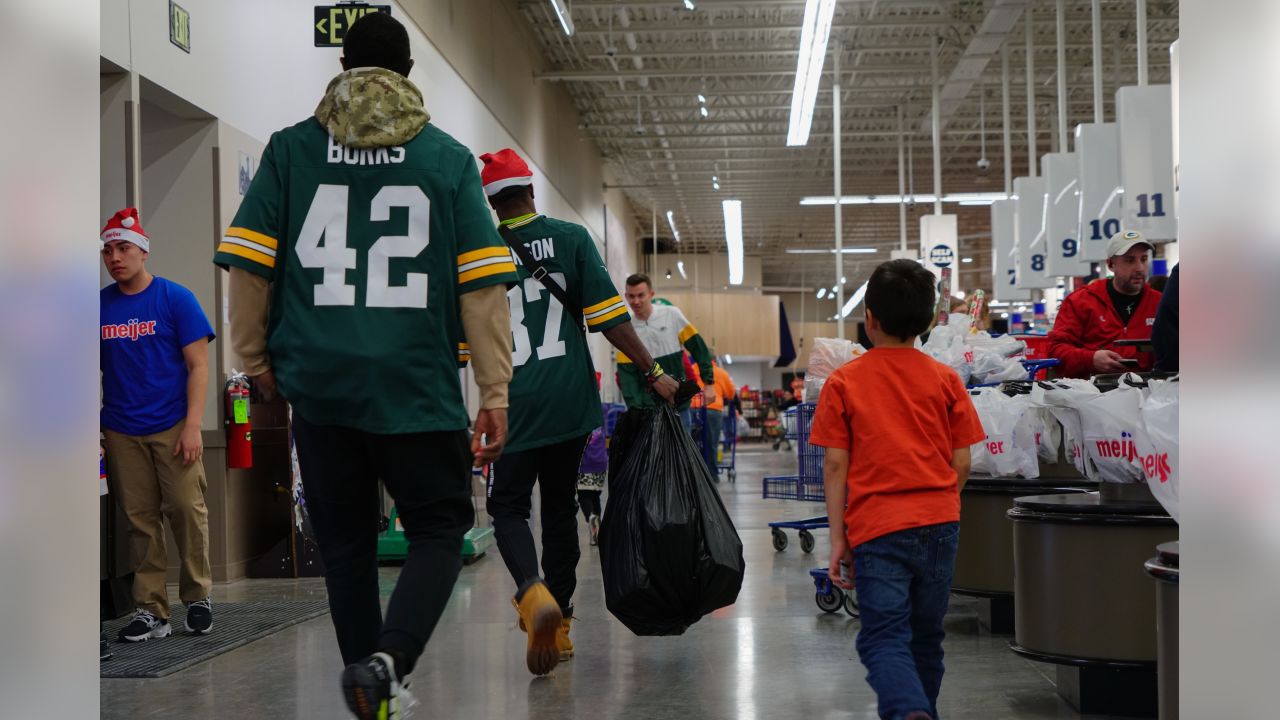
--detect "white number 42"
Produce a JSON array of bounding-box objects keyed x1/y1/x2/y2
[{"x1": 295, "y1": 184, "x2": 431, "y2": 308}]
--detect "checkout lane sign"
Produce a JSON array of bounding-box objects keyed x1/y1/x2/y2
[
  {"x1": 928, "y1": 244, "x2": 955, "y2": 269},
  {"x1": 315, "y1": 4, "x2": 392, "y2": 47}
]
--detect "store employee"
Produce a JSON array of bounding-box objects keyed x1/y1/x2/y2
[{"x1": 1046, "y1": 230, "x2": 1164, "y2": 378}]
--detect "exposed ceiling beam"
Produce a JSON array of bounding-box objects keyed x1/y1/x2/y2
[{"x1": 535, "y1": 63, "x2": 933, "y2": 81}]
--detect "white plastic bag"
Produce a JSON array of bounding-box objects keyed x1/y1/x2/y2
[
  {"x1": 970, "y1": 352, "x2": 1028, "y2": 384},
  {"x1": 1035, "y1": 379, "x2": 1102, "y2": 476},
  {"x1": 804, "y1": 337, "x2": 866, "y2": 402},
  {"x1": 1132, "y1": 378, "x2": 1179, "y2": 520},
  {"x1": 969, "y1": 388, "x2": 1040, "y2": 479},
  {"x1": 1027, "y1": 407, "x2": 1063, "y2": 463},
  {"x1": 1076, "y1": 375, "x2": 1148, "y2": 484},
  {"x1": 922, "y1": 324, "x2": 972, "y2": 384}
]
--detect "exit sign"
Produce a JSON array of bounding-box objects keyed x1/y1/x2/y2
[
  {"x1": 314, "y1": 4, "x2": 392, "y2": 48},
  {"x1": 169, "y1": 1, "x2": 191, "y2": 53}
]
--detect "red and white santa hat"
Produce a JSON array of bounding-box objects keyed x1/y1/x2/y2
[
  {"x1": 479, "y1": 148, "x2": 534, "y2": 197},
  {"x1": 100, "y1": 208, "x2": 150, "y2": 252}
]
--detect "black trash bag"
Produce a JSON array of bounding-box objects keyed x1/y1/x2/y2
[{"x1": 599, "y1": 403, "x2": 745, "y2": 636}]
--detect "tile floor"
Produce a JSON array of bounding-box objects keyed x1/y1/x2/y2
[{"x1": 101, "y1": 445, "x2": 1121, "y2": 719}]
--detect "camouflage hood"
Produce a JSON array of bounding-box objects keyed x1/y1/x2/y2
[{"x1": 315, "y1": 67, "x2": 430, "y2": 149}]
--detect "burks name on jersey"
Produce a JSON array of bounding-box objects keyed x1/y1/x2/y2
[{"x1": 326, "y1": 134, "x2": 406, "y2": 166}]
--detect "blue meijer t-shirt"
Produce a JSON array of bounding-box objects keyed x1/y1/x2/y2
[{"x1": 100, "y1": 276, "x2": 215, "y2": 436}]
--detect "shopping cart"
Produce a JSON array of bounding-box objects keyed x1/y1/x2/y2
[
  {"x1": 762, "y1": 403, "x2": 828, "y2": 553},
  {"x1": 717, "y1": 410, "x2": 738, "y2": 482},
  {"x1": 968, "y1": 358, "x2": 1062, "y2": 388},
  {"x1": 809, "y1": 567, "x2": 859, "y2": 618}
]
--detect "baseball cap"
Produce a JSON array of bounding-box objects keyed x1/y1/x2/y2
[{"x1": 1107, "y1": 229, "x2": 1153, "y2": 258}]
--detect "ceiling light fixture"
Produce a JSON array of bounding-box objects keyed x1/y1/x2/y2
[
  {"x1": 786, "y1": 0, "x2": 837, "y2": 146},
  {"x1": 723, "y1": 199, "x2": 744, "y2": 285},
  {"x1": 962, "y1": 257, "x2": 974, "y2": 263},
  {"x1": 711, "y1": 175, "x2": 720, "y2": 190},
  {"x1": 724, "y1": 354, "x2": 733, "y2": 364},
  {"x1": 677, "y1": 260, "x2": 687, "y2": 279},
  {"x1": 547, "y1": 0, "x2": 575, "y2": 36},
  {"x1": 684, "y1": 0, "x2": 696, "y2": 9},
  {"x1": 800, "y1": 192, "x2": 1006, "y2": 206},
  {"x1": 816, "y1": 287, "x2": 827, "y2": 299},
  {"x1": 784, "y1": 248, "x2": 878, "y2": 254},
  {"x1": 665, "y1": 210, "x2": 681, "y2": 243},
  {"x1": 839, "y1": 281, "x2": 869, "y2": 319},
  {"x1": 700, "y1": 106, "x2": 709, "y2": 118}
]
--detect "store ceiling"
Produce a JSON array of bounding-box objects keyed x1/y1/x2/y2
[{"x1": 515, "y1": 0, "x2": 1179, "y2": 291}]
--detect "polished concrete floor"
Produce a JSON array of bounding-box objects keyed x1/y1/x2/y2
[{"x1": 101, "y1": 444, "x2": 1119, "y2": 719}]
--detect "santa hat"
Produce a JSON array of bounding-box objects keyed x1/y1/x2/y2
[
  {"x1": 479, "y1": 149, "x2": 534, "y2": 197},
  {"x1": 100, "y1": 208, "x2": 150, "y2": 252}
]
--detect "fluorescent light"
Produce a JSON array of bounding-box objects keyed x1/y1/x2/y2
[
  {"x1": 711, "y1": 175, "x2": 720, "y2": 190},
  {"x1": 816, "y1": 287, "x2": 827, "y2": 299},
  {"x1": 665, "y1": 210, "x2": 680, "y2": 243},
  {"x1": 840, "y1": 281, "x2": 869, "y2": 319},
  {"x1": 841, "y1": 276, "x2": 847, "y2": 283},
  {"x1": 800, "y1": 192, "x2": 1007, "y2": 206},
  {"x1": 962, "y1": 257, "x2": 974, "y2": 263},
  {"x1": 697, "y1": 94, "x2": 706, "y2": 103},
  {"x1": 547, "y1": 0, "x2": 574, "y2": 36},
  {"x1": 723, "y1": 199, "x2": 744, "y2": 285},
  {"x1": 684, "y1": 0, "x2": 696, "y2": 9},
  {"x1": 700, "y1": 106, "x2": 709, "y2": 118},
  {"x1": 786, "y1": 0, "x2": 838, "y2": 146},
  {"x1": 677, "y1": 260, "x2": 687, "y2": 279},
  {"x1": 785, "y1": 248, "x2": 878, "y2": 255}
]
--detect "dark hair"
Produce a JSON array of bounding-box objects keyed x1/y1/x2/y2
[
  {"x1": 865, "y1": 259, "x2": 937, "y2": 342},
  {"x1": 625, "y1": 273, "x2": 652, "y2": 289},
  {"x1": 489, "y1": 185, "x2": 531, "y2": 205},
  {"x1": 343, "y1": 12, "x2": 412, "y2": 77}
]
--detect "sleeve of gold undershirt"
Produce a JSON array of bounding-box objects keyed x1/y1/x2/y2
[
  {"x1": 460, "y1": 283, "x2": 513, "y2": 409},
  {"x1": 228, "y1": 266, "x2": 272, "y2": 376}
]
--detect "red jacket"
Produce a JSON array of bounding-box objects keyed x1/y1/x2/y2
[{"x1": 1046, "y1": 279, "x2": 1163, "y2": 378}]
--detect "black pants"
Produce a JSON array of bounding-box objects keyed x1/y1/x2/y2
[
  {"x1": 291, "y1": 413, "x2": 473, "y2": 674},
  {"x1": 578, "y1": 490, "x2": 602, "y2": 522},
  {"x1": 488, "y1": 434, "x2": 590, "y2": 613}
]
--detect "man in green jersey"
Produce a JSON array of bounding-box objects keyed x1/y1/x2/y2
[
  {"x1": 478, "y1": 148, "x2": 678, "y2": 676},
  {"x1": 214, "y1": 15, "x2": 517, "y2": 719}
]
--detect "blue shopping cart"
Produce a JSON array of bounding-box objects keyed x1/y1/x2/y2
[{"x1": 762, "y1": 403, "x2": 827, "y2": 553}]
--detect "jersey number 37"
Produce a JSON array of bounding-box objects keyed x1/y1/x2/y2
[{"x1": 296, "y1": 184, "x2": 430, "y2": 308}]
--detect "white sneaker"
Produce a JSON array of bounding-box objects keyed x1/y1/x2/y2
[{"x1": 117, "y1": 609, "x2": 172, "y2": 642}]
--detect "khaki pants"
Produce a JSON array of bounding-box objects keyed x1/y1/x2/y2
[{"x1": 104, "y1": 421, "x2": 212, "y2": 619}]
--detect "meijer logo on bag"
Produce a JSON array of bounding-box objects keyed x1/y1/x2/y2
[
  {"x1": 985, "y1": 440, "x2": 1007, "y2": 455},
  {"x1": 1094, "y1": 431, "x2": 1137, "y2": 461},
  {"x1": 1139, "y1": 452, "x2": 1172, "y2": 484}
]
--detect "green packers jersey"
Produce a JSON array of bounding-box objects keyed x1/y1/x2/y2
[
  {"x1": 213, "y1": 118, "x2": 518, "y2": 434},
  {"x1": 500, "y1": 214, "x2": 630, "y2": 453}
]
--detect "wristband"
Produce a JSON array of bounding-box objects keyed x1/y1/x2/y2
[{"x1": 644, "y1": 362, "x2": 665, "y2": 384}]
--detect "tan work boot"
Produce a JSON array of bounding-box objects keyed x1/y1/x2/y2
[
  {"x1": 514, "y1": 583, "x2": 562, "y2": 676},
  {"x1": 556, "y1": 616, "x2": 575, "y2": 661}
]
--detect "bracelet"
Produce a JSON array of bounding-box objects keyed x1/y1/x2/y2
[{"x1": 644, "y1": 362, "x2": 665, "y2": 384}]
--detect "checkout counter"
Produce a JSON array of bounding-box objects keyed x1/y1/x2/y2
[
  {"x1": 952, "y1": 472, "x2": 1094, "y2": 633},
  {"x1": 1007, "y1": 482, "x2": 1177, "y2": 717}
]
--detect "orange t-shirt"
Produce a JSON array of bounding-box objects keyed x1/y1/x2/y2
[
  {"x1": 694, "y1": 365, "x2": 736, "y2": 411},
  {"x1": 808, "y1": 347, "x2": 986, "y2": 548}
]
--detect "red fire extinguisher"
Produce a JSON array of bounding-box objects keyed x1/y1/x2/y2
[{"x1": 225, "y1": 372, "x2": 253, "y2": 469}]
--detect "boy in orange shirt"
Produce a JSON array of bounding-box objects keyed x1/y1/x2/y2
[{"x1": 810, "y1": 259, "x2": 985, "y2": 720}]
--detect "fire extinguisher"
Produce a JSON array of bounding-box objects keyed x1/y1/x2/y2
[{"x1": 225, "y1": 371, "x2": 253, "y2": 469}]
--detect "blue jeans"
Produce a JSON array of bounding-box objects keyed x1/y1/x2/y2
[
  {"x1": 854, "y1": 522, "x2": 960, "y2": 720},
  {"x1": 678, "y1": 408, "x2": 693, "y2": 433},
  {"x1": 703, "y1": 409, "x2": 724, "y2": 477}
]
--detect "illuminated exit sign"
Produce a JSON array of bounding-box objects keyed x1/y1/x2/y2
[{"x1": 314, "y1": 3, "x2": 392, "y2": 48}]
